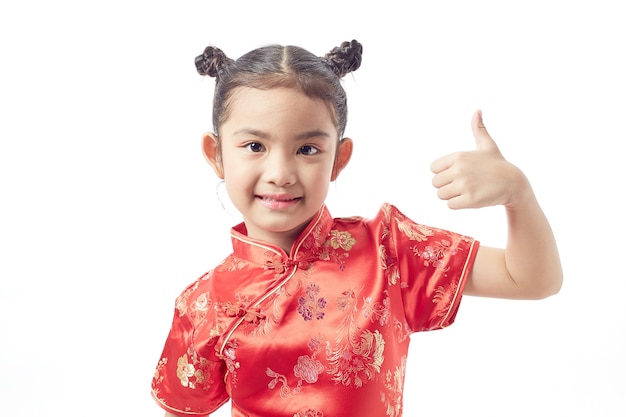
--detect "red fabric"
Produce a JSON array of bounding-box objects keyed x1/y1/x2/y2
[{"x1": 151, "y1": 203, "x2": 479, "y2": 416}]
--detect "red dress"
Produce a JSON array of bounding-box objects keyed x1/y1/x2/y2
[{"x1": 151, "y1": 203, "x2": 479, "y2": 417}]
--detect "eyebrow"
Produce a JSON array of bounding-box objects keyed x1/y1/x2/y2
[{"x1": 233, "y1": 128, "x2": 332, "y2": 141}]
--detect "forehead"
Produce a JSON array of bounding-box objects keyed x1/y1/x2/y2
[{"x1": 222, "y1": 87, "x2": 338, "y2": 136}]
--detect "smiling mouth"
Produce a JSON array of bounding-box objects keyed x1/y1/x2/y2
[
  {"x1": 256, "y1": 195, "x2": 302, "y2": 209},
  {"x1": 258, "y1": 196, "x2": 301, "y2": 202}
]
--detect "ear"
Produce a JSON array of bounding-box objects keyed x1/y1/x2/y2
[
  {"x1": 201, "y1": 132, "x2": 224, "y2": 179},
  {"x1": 331, "y1": 137, "x2": 353, "y2": 181}
]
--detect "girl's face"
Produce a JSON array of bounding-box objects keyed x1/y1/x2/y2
[{"x1": 203, "y1": 87, "x2": 352, "y2": 252}]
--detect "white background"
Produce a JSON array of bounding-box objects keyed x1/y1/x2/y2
[{"x1": 1, "y1": 1, "x2": 624, "y2": 416}]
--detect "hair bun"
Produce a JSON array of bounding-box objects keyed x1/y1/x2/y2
[
  {"x1": 194, "y1": 46, "x2": 234, "y2": 77},
  {"x1": 323, "y1": 40, "x2": 363, "y2": 78}
]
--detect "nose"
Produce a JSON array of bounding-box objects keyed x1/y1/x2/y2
[{"x1": 262, "y1": 150, "x2": 296, "y2": 187}]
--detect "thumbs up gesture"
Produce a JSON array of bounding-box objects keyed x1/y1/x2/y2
[{"x1": 430, "y1": 110, "x2": 528, "y2": 210}]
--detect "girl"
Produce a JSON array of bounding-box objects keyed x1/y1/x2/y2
[{"x1": 151, "y1": 40, "x2": 562, "y2": 417}]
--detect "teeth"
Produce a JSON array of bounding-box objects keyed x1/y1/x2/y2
[{"x1": 262, "y1": 196, "x2": 296, "y2": 201}]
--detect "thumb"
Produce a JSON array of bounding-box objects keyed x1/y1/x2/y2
[{"x1": 471, "y1": 109, "x2": 499, "y2": 152}]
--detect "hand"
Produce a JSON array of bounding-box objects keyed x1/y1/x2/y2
[{"x1": 430, "y1": 110, "x2": 527, "y2": 210}]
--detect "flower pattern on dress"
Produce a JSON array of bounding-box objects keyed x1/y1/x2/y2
[
  {"x1": 393, "y1": 318, "x2": 411, "y2": 343},
  {"x1": 362, "y1": 291, "x2": 391, "y2": 326},
  {"x1": 395, "y1": 216, "x2": 434, "y2": 242},
  {"x1": 266, "y1": 368, "x2": 300, "y2": 398},
  {"x1": 267, "y1": 337, "x2": 326, "y2": 398},
  {"x1": 329, "y1": 230, "x2": 356, "y2": 250},
  {"x1": 412, "y1": 239, "x2": 459, "y2": 269},
  {"x1": 177, "y1": 354, "x2": 195, "y2": 387},
  {"x1": 335, "y1": 289, "x2": 357, "y2": 312},
  {"x1": 186, "y1": 291, "x2": 213, "y2": 329},
  {"x1": 175, "y1": 281, "x2": 199, "y2": 317},
  {"x1": 294, "y1": 355, "x2": 325, "y2": 384},
  {"x1": 223, "y1": 340, "x2": 240, "y2": 387},
  {"x1": 216, "y1": 255, "x2": 247, "y2": 273},
  {"x1": 297, "y1": 283, "x2": 327, "y2": 321},
  {"x1": 433, "y1": 281, "x2": 460, "y2": 318},
  {"x1": 378, "y1": 218, "x2": 400, "y2": 287},
  {"x1": 380, "y1": 355, "x2": 406, "y2": 417},
  {"x1": 153, "y1": 357, "x2": 167, "y2": 385},
  {"x1": 175, "y1": 346, "x2": 212, "y2": 390},
  {"x1": 327, "y1": 329, "x2": 385, "y2": 387},
  {"x1": 319, "y1": 230, "x2": 355, "y2": 270}
]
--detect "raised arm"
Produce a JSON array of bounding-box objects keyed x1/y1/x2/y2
[{"x1": 431, "y1": 110, "x2": 563, "y2": 299}]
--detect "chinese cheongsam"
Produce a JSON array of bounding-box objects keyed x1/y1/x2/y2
[{"x1": 151, "y1": 203, "x2": 479, "y2": 417}]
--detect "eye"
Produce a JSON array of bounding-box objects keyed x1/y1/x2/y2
[
  {"x1": 298, "y1": 145, "x2": 319, "y2": 156},
  {"x1": 245, "y1": 142, "x2": 265, "y2": 153}
]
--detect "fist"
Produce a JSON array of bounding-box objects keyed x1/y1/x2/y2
[{"x1": 430, "y1": 110, "x2": 526, "y2": 210}]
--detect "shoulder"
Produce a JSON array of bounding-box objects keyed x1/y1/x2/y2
[
  {"x1": 332, "y1": 202, "x2": 400, "y2": 226},
  {"x1": 332, "y1": 202, "x2": 413, "y2": 232},
  {"x1": 172, "y1": 271, "x2": 214, "y2": 318},
  {"x1": 173, "y1": 253, "x2": 238, "y2": 318}
]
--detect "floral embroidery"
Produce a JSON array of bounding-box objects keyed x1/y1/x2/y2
[
  {"x1": 266, "y1": 368, "x2": 297, "y2": 398},
  {"x1": 329, "y1": 230, "x2": 356, "y2": 250},
  {"x1": 294, "y1": 410, "x2": 324, "y2": 417},
  {"x1": 298, "y1": 283, "x2": 327, "y2": 321},
  {"x1": 393, "y1": 318, "x2": 411, "y2": 343},
  {"x1": 327, "y1": 329, "x2": 385, "y2": 387},
  {"x1": 173, "y1": 279, "x2": 216, "y2": 331},
  {"x1": 362, "y1": 291, "x2": 391, "y2": 326},
  {"x1": 175, "y1": 347, "x2": 212, "y2": 390},
  {"x1": 300, "y1": 216, "x2": 327, "y2": 254},
  {"x1": 294, "y1": 355, "x2": 325, "y2": 384},
  {"x1": 335, "y1": 289, "x2": 357, "y2": 312},
  {"x1": 223, "y1": 340, "x2": 241, "y2": 387},
  {"x1": 412, "y1": 239, "x2": 459, "y2": 269},
  {"x1": 433, "y1": 282, "x2": 460, "y2": 318},
  {"x1": 216, "y1": 255, "x2": 247, "y2": 273},
  {"x1": 380, "y1": 355, "x2": 407, "y2": 417},
  {"x1": 177, "y1": 354, "x2": 195, "y2": 387},
  {"x1": 308, "y1": 336, "x2": 324, "y2": 353},
  {"x1": 378, "y1": 243, "x2": 400, "y2": 286},
  {"x1": 319, "y1": 230, "x2": 355, "y2": 270},
  {"x1": 265, "y1": 356, "x2": 324, "y2": 398},
  {"x1": 175, "y1": 281, "x2": 199, "y2": 317},
  {"x1": 153, "y1": 357, "x2": 167, "y2": 385},
  {"x1": 328, "y1": 288, "x2": 389, "y2": 387},
  {"x1": 186, "y1": 291, "x2": 213, "y2": 329},
  {"x1": 395, "y1": 216, "x2": 434, "y2": 241},
  {"x1": 267, "y1": 337, "x2": 326, "y2": 398},
  {"x1": 194, "y1": 292, "x2": 211, "y2": 312}
]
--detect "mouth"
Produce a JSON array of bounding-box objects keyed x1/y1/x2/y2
[{"x1": 256, "y1": 194, "x2": 302, "y2": 209}]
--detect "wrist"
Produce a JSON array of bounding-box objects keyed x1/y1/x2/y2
[{"x1": 504, "y1": 168, "x2": 534, "y2": 210}]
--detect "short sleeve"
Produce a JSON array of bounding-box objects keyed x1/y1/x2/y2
[
  {"x1": 151, "y1": 275, "x2": 230, "y2": 416},
  {"x1": 379, "y1": 204, "x2": 479, "y2": 332}
]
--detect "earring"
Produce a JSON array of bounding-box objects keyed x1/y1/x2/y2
[{"x1": 215, "y1": 180, "x2": 240, "y2": 218}]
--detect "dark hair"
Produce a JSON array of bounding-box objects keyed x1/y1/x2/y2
[{"x1": 194, "y1": 40, "x2": 363, "y2": 139}]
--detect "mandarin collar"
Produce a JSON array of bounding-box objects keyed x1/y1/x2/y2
[{"x1": 230, "y1": 205, "x2": 333, "y2": 270}]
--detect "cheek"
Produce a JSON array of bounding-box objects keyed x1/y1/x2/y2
[
  {"x1": 220, "y1": 163, "x2": 242, "y2": 190},
  {"x1": 307, "y1": 163, "x2": 334, "y2": 187},
  {"x1": 219, "y1": 151, "x2": 242, "y2": 178},
  {"x1": 223, "y1": 165, "x2": 248, "y2": 187}
]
